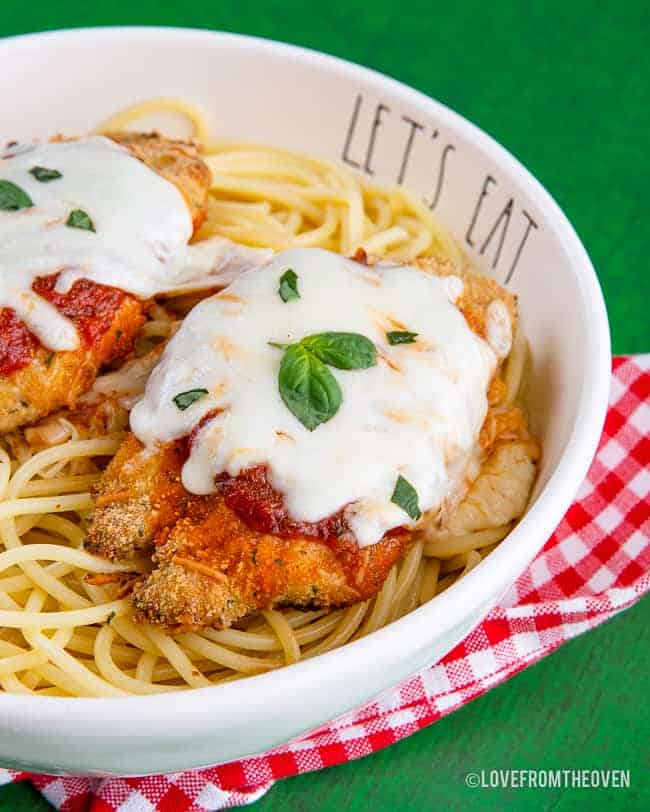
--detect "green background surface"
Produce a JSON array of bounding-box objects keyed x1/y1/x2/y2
[{"x1": 0, "y1": 1, "x2": 648, "y2": 810}]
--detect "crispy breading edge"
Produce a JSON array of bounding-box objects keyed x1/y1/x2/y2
[
  {"x1": 85, "y1": 435, "x2": 190, "y2": 562},
  {"x1": 416, "y1": 256, "x2": 518, "y2": 342},
  {"x1": 132, "y1": 504, "x2": 408, "y2": 629}
]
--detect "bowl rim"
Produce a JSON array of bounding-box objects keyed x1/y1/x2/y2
[{"x1": 0, "y1": 25, "x2": 610, "y2": 727}]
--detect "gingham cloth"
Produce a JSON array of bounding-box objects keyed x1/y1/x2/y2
[{"x1": 2, "y1": 355, "x2": 648, "y2": 812}]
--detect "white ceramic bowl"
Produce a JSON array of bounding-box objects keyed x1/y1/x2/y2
[{"x1": 0, "y1": 27, "x2": 610, "y2": 776}]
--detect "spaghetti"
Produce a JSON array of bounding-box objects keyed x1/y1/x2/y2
[{"x1": 0, "y1": 100, "x2": 536, "y2": 697}]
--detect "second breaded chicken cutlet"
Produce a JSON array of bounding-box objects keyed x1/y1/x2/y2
[{"x1": 0, "y1": 131, "x2": 211, "y2": 433}]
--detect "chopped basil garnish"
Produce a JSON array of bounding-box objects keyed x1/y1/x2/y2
[
  {"x1": 0, "y1": 179, "x2": 33, "y2": 210},
  {"x1": 391, "y1": 475, "x2": 421, "y2": 521},
  {"x1": 386, "y1": 330, "x2": 418, "y2": 345},
  {"x1": 173, "y1": 388, "x2": 209, "y2": 411},
  {"x1": 278, "y1": 269, "x2": 300, "y2": 302},
  {"x1": 271, "y1": 331, "x2": 376, "y2": 430},
  {"x1": 30, "y1": 166, "x2": 62, "y2": 182},
  {"x1": 301, "y1": 332, "x2": 377, "y2": 370},
  {"x1": 66, "y1": 209, "x2": 95, "y2": 232},
  {"x1": 278, "y1": 343, "x2": 342, "y2": 431}
]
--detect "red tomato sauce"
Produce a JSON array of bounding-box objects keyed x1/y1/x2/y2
[
  {"x1": 0, "y1": 274, "x2": 128, "y2": 375},
  {"x1": 216, "y1": 464, "x2": 408, "y2": 561},
  {"x1": 218, "y1": 465, "x2": 351, "y2": 544},
  {"x1": 187, "y1": 412, "x2": 408, "y2": 550},
  {"x1": 0, "y1": 310, "x2": 39, "y2": 377}
]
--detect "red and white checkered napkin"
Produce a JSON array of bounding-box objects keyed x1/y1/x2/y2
[{"x1": 2, "y1": 355, "x2": 648, "y2": 812}]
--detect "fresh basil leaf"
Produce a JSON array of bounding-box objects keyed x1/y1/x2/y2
[
  {"x1": 30, "y1": 166, "x2": 62, "y2": 182},
  {"x1": 301, "y1": 332, "x2": 377, "y2": 370},
  {"x1": 0, "y1": 179, "x2": 33, "y2": 210},
  {"x1": 386, "y1": 330, "x2": 418, "y2": 345},
  {"x1": 279, "y1": 269, "x2": 300, "y2": 302},
  {"x1": 173, "y1": 388, "x2": 209, "y2": 411},
  {"x1": 391, "y1": 475, "x2": 422, "y2": 521},
  {"x1": 278, "y1": 343, "x2": 342, "y2": 431},
  {"x1": 66, "y1": 209, "x2": 95, "y2": 232}
]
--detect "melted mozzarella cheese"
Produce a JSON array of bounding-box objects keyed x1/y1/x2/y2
[
  {"x1": 485, "y1": 299, "x2": 512, "y2": 358},
  {"x1": 0, "y1": 136, "x2": 270, "y2": 350},
  {"x1": 131, "y1": 248, "x2": 499, "y2": 547}
]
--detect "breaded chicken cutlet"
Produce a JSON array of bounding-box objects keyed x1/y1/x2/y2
[
  {"x1": 0, "y1": 132, "x2": 211, "y2": 433},
  {"x1": 86, "y1": 258, "x2": 534, "y2": 631}
]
